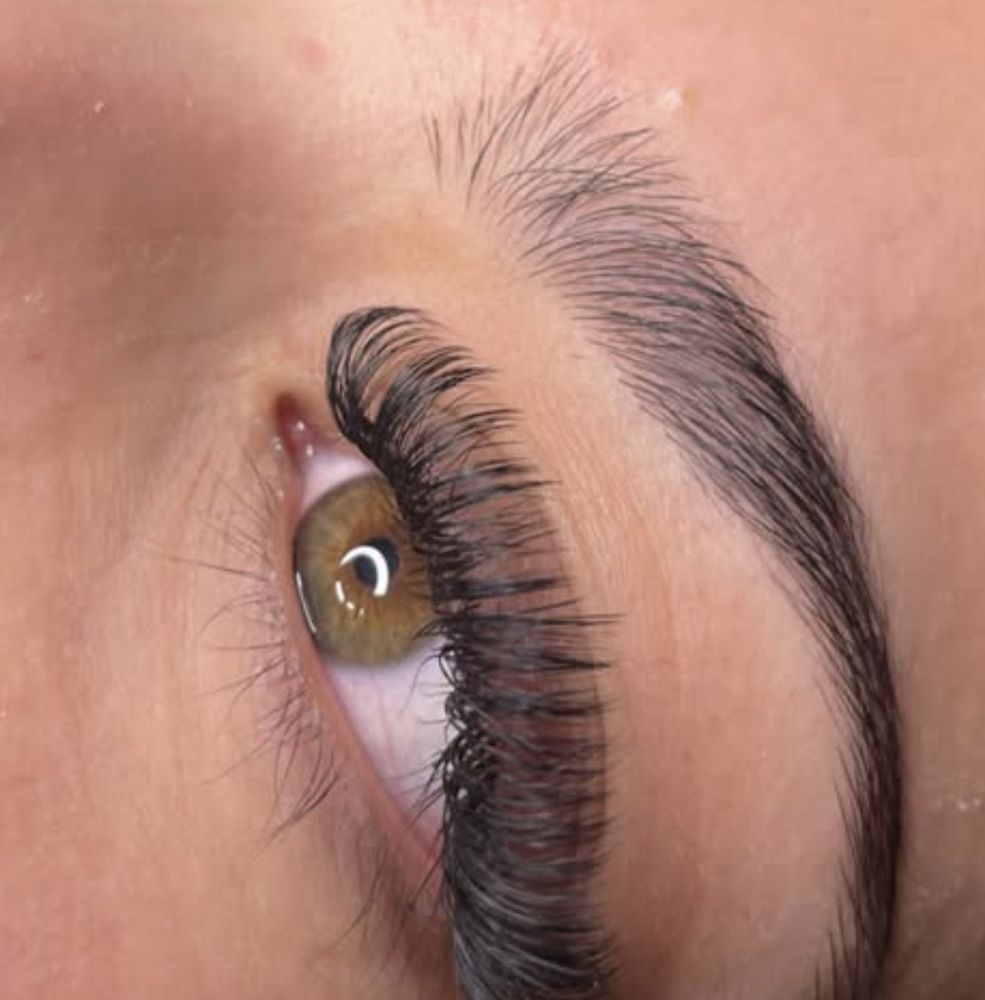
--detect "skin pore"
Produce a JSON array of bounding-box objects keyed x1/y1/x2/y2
[{"x1": 1, "y1": 1, "x2": 983, "y2": 998}]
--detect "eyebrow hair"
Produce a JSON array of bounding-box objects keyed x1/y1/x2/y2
[{"x1": 424, "y1": 49, "x2": 903, "y2": 1000}]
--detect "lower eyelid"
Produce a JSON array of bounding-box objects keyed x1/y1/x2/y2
[{"x1": 191, "y1": 422, "x2": 450, "y2": 985}]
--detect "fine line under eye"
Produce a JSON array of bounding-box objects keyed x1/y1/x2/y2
[{"x1": 324, "y1": 305, "x2": 614, "y2": 1000}]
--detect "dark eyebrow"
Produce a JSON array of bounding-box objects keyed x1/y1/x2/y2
[{"x1": 424, "y1": 49, "x2": 903, "y2": 1000}]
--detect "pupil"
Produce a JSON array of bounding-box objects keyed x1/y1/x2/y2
[{"x1": 353, "y1": 536, "x2": 400, "y2": 591}]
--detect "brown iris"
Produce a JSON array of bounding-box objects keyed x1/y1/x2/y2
[{"x1": 292, "y1": 476, "x2": 431, "y2": 664}]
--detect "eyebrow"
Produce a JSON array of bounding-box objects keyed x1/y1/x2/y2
[{"x1": 424, "y1": 49, "x2": 903, "y2": 1000}]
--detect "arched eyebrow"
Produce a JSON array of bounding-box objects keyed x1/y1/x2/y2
[{"x1": 424, "y1": 49, "x2": 902, "y2": 1000}]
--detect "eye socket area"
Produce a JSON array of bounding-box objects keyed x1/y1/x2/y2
[{"x1": 278, "y1": 403, "x2": 446, "y2": 842}]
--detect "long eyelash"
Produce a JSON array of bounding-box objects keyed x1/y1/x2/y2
[{"x1": 328, "y1": 306, "x2": 613, "y2": 1000}]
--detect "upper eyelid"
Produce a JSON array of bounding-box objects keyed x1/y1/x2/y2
[{"x1": 325, "y1": 305, "x2": 613, "y2": 1000}]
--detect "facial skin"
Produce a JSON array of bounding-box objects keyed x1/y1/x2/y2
[{"x1": 1, "y1": 2, "x2": 983, "y2": 998}]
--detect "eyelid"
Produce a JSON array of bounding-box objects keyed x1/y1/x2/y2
[{"x1": 325, "y1": 307, "x2": 613, "y2": 1000}]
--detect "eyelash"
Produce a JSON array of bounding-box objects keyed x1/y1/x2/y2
[
  {"x1": 327, "y1": 307, "x2": 613, "y2": 1000},
  {"x1": 191, "y1": 448, "x2": 336, "y2": 834},
  {"x1": 193, "y1": 413, "x2": 453, "y2": 991},
  {"x1": 200, "y1": 305, "x2": 612, "y2": 1000}
]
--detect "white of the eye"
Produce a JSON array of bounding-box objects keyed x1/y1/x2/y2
[{"x1": 340, "y1": 544, "x2": 391, "y2": 598}]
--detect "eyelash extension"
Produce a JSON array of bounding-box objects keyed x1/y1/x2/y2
[{"x1": 327, "y1": 305, "x2": 613, "y2": 1000}]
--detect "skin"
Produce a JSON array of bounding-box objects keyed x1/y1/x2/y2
[{"x1": 1, "y1": 1, "x2": 983, "y2": 997}]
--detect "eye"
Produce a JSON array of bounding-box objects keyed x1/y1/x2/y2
[
  {"x1": 288, "y1": 440, "x2": 445, "y2": 821},
  {"x1": 293, "y1": 475, "x2": 431, "y2": 665}
]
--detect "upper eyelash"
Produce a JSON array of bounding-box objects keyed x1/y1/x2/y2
[{"x1": 327, "y1": 306, "x2": 613, "y2": 1000}]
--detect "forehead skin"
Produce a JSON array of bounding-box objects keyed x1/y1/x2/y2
[{"x1": 0, "y1": 2, "x2": 983, "y2": 999}]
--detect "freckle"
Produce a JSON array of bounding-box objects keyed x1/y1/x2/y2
[{"x1": 288, "y1": 36, "x2": 328, "y2": 75}]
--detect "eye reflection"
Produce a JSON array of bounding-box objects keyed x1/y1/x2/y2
[{"x1": 293, "y1": 476, "x2": 432, "y2": 665}]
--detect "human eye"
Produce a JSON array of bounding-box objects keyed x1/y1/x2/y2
[
  {"x1": 286, "y1": 424, "x2": 445, "y2": 824},
  {"x1": 266, "y1": 305, "x2": 612, "y2": 999}
]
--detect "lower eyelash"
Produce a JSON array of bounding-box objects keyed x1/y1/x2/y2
[
  {"x1": 191, "y1": 449, "x2": 336, "y2": 835},
  {"x1": 183, "y1": 446, "x2": 455, "y2": 994}
]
